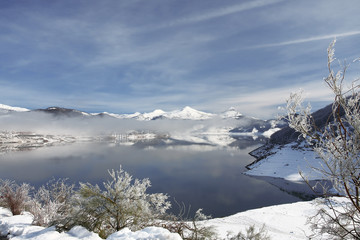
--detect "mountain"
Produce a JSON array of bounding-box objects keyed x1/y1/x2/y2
[
  {"x1": 163, "y1": 106, "x2": 214, "y2": 120},
  {"x1": 0, "y1": 103, "x2": 281, "y2": 132},
  {"x1": 95, "y1": 106, "x2": 216, "y2": 121},
  {"x1": 220, "y1": 107, "x2": 243, "y2": 119},
  {"x1": 269, "y1": 102, "x2": 338, "y2": 145},
  {"x1": 248, "y1": 101, "x2": 340, "y2": 165},
  {"x1": 34, "y1": 107, "x2": 91, "y2": 118}
]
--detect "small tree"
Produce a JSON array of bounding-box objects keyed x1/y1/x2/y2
[
  {"x1": 286, "y1": 39, "x2": 360, "y2": 238},
  {"x1": 29, "y1": 178, "x2": 75, "y2": 227},
  {"x1": 63, "y1": 166, "x2": 171, "y2": 238},
  {"x1": 0, "y1": 179, "x2": 32, "y2": 215}
]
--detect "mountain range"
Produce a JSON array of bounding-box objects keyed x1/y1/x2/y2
[
  {"x1": 0, "y1": 104, "x2": 243, "y2": 121},
  {"x1": 0, "y1": 103, "x2": 288, "y2": 152}
]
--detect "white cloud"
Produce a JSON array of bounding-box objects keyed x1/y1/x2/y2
[{"x1": 212, "y1": 80, "x2": 334, "y2": 118}]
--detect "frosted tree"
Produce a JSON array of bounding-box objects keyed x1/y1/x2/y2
[
  {"x1": 29, "y1": 178, "x2": 75, "y2": 227},
  {"x1": 63, "y1": 166, "x2": 171, "y2": 238},
  {"x1": 286, "y1": 40, "x2": 360, "y2": 238}
]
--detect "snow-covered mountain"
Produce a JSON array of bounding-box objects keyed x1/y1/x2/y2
[
  {"x1": 95, "y1": 106, "x2": 217, "y2": 120},
  {"x1": 0, "y1": 104, "x2": 246, "y2": 121},
  {"x1": 220, "y1": 107, "x2": 243, "y2": 119},
  {"x1": 0, "y1": 103, "x2": 286, "y2": 151}
]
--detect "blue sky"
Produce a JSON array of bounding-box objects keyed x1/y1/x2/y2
[{"x1": 0, "y1": 0, "x2": 360, "y2": 118}]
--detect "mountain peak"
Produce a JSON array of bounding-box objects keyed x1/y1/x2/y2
[
  {"x1": 167, "y1": 106, "x2": 214, "y2": 120},
  {"x1": 221, "y1": 107, "x2": 242, "y2": 119},
  {"x1": 182, "y1": 106, "x2": 196, "y2": 111}
]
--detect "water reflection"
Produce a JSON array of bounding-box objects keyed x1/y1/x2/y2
[{"x1": 0, "y1": 140, "x2": 302, "y2": 218}]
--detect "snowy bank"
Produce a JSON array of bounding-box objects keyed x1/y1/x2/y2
[{"x1": 245, "y1": 142, "x2": 325, "y2": 182}]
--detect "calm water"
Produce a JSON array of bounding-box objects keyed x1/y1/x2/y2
[{"x1": 0, "y1": 139, "x2": 302, "y2": 218}]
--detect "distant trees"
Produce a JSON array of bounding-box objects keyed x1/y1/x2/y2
[{"x1": 286, "y1": 40, "x2": 360, "y2": 239}]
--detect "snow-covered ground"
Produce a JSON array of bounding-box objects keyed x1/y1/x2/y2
[
  {"x1": 0, "y1": 197, "x2": 345, "y2": 240},
  {"x1": 245, "y1": 142, "x2": 325, "y2": 181},
  {"x1": 0, "y1": 208, "x2": 181, "y2": 240}
]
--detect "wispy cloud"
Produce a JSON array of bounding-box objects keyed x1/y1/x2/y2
[
  {"x1": 213, "y1": 80, "x2": 334, "y2": 118},
  {"x1": 142, "y1": 0, "x2": 284, "y2": 30},
  {"x1": 247, "y1": 31, "x2": 360, "y2": 49}
]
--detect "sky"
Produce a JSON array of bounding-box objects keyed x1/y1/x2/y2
[{"x1": 0, "y1": 0, "x2": 360, "y2": 119}]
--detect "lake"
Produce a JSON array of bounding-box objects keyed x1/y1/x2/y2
[{"x1": 0, "y1": 138, "x2": 304, "y2": 218}]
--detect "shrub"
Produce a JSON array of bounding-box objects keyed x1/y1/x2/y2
[
  {"x1": 29, "y1": 178, "x2": 75, "y2": 227},
  {"x1": 226, "y1": 225, "x2": 270, "y2": 240},
  {"x1": 0, "y1": 179, "x2": 32, "y2": 215},
  {"x1": 62, "y1": 166, "x2": 171, "y2": 238},
  {"x1": 160, "y1": 201, "x2": 217, "y2": 240}
]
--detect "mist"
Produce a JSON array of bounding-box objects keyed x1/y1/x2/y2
[{"x1": 0, "y1": 111, "x2": 243, "y2": 136}]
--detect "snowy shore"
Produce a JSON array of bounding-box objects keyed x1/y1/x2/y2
[{"x1": 245, "y1": 142, "x2": 324, "y2": 182}]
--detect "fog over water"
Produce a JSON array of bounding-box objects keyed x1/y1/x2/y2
[
  {"x1": 0, "y1": 111, "x2": 305, "y2": 217},
  {"x1": 0, "y1": 111, "x2": 243, "y2": 136}
]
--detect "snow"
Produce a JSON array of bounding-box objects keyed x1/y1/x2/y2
[
  {"x1": 245, "y1": 142, "x2": 324, "y2": 181},
  {"x1": 205, "y1": 198, "x2": 330, "y2": 239},
  {"x1": 220, "y1": 107, "x2": 242, "y2": 119},
  {"x1": 165, "y1": 106, "x2": 214, "y2": 120},
  {"x1": 137, "y1": 109, "x2": 166, "y2": 121},
  {"x1": 262, "y1": 127, "x2": 281, "y2": 138},
  {"x1": 107, "y1": 227, "x2": 182, "y2": 240},
  {"x1": 0, "y1": 197, "x2": 347, "y2": 240},
  {"x1": 0, "y1": 209, "x2": 181, "y2": 240},
  {"x1": 0, "y1": 104, "x2": 29, "y2": 113},
  {"x1": 92, "y1": 106, "x2": 236, "y2": 121}
]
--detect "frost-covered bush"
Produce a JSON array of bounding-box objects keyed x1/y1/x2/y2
[
  {"x1": 286, "y1": 40, "x2": 360, "y2": 239},
  {"x1": 63, "y1": 166, "x2": 171, "y2": 238},
  {"x1": 226, "y1": 225, "x2": 270, "y2": 240},
  {"x1": 0, "y1": 179, "x2": 32, "y2": 215},
  {"x1": 160, "y1": 202, "x2": 217, "y2": 240},
  {"x1": 29, "y1": 178, "x2": 75, "y2": 227}
]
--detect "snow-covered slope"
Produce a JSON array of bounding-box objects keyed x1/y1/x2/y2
[{"x1": 0, "y1": 104, "x2": 29, "y2": 113}]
